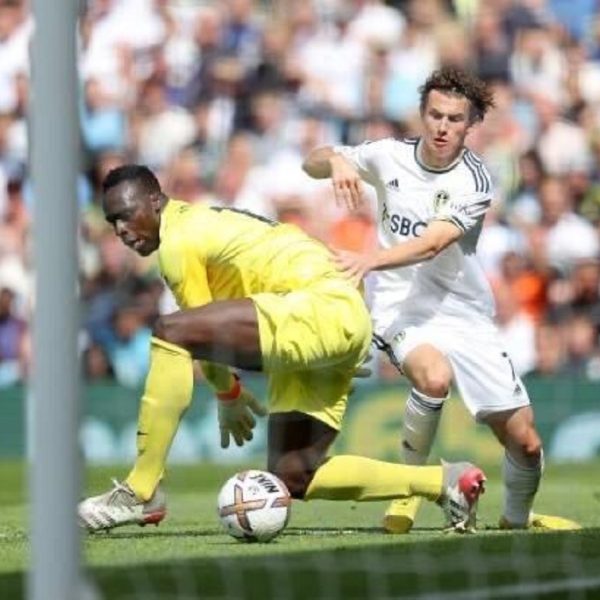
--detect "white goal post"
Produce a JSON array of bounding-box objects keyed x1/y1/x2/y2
[{"x1": 29, "y1": 1, "x2": 81, "y2": 599}]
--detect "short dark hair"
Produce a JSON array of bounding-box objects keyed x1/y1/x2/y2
[
  {"x1": 419, "y1": 67, "x2": 494, "y2": 123},
  {"x1": 102, "y1": 164, "x2": 161, "y2": 195}
]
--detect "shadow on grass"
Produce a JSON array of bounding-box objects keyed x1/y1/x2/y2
[{"x1": 3, "y1": 529, "x2": 600, "y2": 599}]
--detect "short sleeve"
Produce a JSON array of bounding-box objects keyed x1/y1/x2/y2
[
  {"x1": 434, "y1": 191, "x2": 492, "y2": 233},
  {"x1": 334, "y1": 140, "x2": 388, "y2": 185}
]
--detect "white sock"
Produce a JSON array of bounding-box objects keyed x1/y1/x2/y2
[
  {"x1": 401, "y1": 388, "x2": 446, "y2": 465},
  {"x1": 502, "y1": 449, "x2": 543, "y2": 526}
]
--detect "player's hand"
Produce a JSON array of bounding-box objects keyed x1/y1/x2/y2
[
  {"x1": 218, "y1": 387, "x2": 268, "y2": 449},
  {"x1": 332, "y1": 248, "x2": 375, "y2": 286},
  {"x1": 329, "y1": 154, "x2": 363, "y2": 211}
]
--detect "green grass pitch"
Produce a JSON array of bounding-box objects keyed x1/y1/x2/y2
[{"x1": 1, "y1": 460, "x2": 599, "y2": 599}]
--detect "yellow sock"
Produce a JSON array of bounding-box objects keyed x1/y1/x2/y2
[
  {"x1": 126, "y1": 337, "x2": 193, "y2": 501},
  {"x1": 304, "y1": 455, "x2": 442, "y2": 502},
  {"x1": 383, "y1": 497, "x2": 423, "y2": 534}
]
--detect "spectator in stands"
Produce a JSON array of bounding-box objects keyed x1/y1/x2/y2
[
  {"x1": 532, "y1": 93, "x2": 591, "y2": 176},
  {"x1": 135, "y1": 76, "x2": 196, "y2": 169},
  {"x1": 533, "y1": 176, "x2": 599, "y2": 275},
  {"x1": 509, "y1": 149, "x2": 545, "y2": 225},
  {"x1": 81, "y1": 77, "x2": 127, "y2": 155},
  {"x1": 105, "y1": 303, "x2": 152, "y2": 388},
  {"x1": 83, "y1": 342, "x2": 114, "y2": 381},
  {"x1": 163, "y1": 148, "x2": 207, "y2": 204},
  {"x1": 546, "y1": 258, "x2": 600, "y2": 329},
  {"x1": 570, "y1": 260, "x2": 600, "y2": 330},
  {"x1": 471, "y1": 4, "x2": 511, "y2": 82},
  {"x1": 183, "y1": 5, "x2": 228, "y2": 109},
  {"x1": 0, "y1": 0, "x2": 32, "y2": 116},
  {"x1": 2, "y1": 0, "x2": 600, "y2": 387},
  {"x1": 563, "y1": 313, "x2": 598, "y2": 375},
  {"x1": 0, "y1": 286, "x2": 28, "y2": 387},
  {"x1": 498, "y1": 251, "x2": 547, "y2": 323},
  {"x1": 531, "y1": 320, "x2": 566, "y2": 377}
]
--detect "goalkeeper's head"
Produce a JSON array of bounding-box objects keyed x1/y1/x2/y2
[{"x1": 102, "y1": 164, "x2": 167, "y2": 257}]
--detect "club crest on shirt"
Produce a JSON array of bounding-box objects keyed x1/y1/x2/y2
[
  {"x1": 393, "y1": 330, "x2": 406, "y2": 344},
  {"x1": 433, "y1": 189, "x2": 450, "y2": 211}
]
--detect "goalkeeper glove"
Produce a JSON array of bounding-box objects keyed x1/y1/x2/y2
[{"x1": 216, "y1": 375, "x2": 268, "y2": 448}]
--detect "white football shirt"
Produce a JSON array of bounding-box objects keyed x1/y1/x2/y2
[{"x1": 335, "y1": 137, "x2": 496, "y2": 335}]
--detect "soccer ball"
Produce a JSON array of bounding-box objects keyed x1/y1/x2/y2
[{"x1": 217, "y1": 469, "x2": 291, "y2": 543}]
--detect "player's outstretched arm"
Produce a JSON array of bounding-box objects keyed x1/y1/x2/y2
[
  {"x1": 332, "y1": 248, "x2": 375, "y2": 287},
  {"x1": 371, "y1": 221, "x2": 462, "y2": 270},
  {"x1": 367, "y1": 221, "x2": 463, "y2": 271},
  {"x1": 200, "y1": 360, "x2": 238, "y2": 392},
  {"x1": 333, "y1": 221, "x2": 463, "y2": 285},
  {"x1": 303, "y1": 146, "x2": 364, "y2": 211},
  {"x1": 302, "y1": 145, "x2": 337, "y2": 178}
]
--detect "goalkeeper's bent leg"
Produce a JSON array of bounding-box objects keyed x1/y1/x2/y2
[
  {"x1": 268, "y1": 413, "x2": 441, "y2": 502},
  {"x1": 304, "y1": 455, "x2": 442, "y2": 502},
  {"x1": 126, "y1": 337, "x2": 194, "y2": 501}
]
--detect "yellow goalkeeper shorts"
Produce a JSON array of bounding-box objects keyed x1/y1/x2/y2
[{"x1": 251, "y1": 279, "x2": 372, "y2": 431}]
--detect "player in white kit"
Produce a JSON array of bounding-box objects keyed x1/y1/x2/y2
[{"x1": 303, "y1": 67, "x2": 579, "y2": 532}]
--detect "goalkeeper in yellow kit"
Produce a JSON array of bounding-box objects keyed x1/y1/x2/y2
[{"x1": 78, "y1": 165, "x2": 486, "y2": 532}]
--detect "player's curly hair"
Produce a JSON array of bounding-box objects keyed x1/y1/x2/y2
[{"x1": 419, "y1": 67, "x2": 495, "y2": 123}]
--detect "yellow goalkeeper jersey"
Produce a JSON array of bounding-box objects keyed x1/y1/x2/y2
[{"x1": 158, "y1": 199, "x2": 340, "y2": 309}]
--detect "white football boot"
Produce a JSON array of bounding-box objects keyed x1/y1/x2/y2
[
  {"x1": 438, "y1": 461, "x2": 486, "y2": 533},
  {"x1": 78, "y1": 479, "x2": 166, "y2": 532}
]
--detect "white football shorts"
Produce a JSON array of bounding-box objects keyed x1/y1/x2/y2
[{"x1": 382, "y1": 318, "x2": 531, "y2": 421}]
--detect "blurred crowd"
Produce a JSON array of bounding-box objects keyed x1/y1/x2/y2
[{"x1": 1, "y1": 0, "x2": 600, "y2": 388}]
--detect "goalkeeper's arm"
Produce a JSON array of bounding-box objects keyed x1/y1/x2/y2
[
  {"x1": 199, "y1": 360, "x2": 237, "y2": 394},
  {"x1": 199, "y1": 361, "x2": 268, "y2": 448}
]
